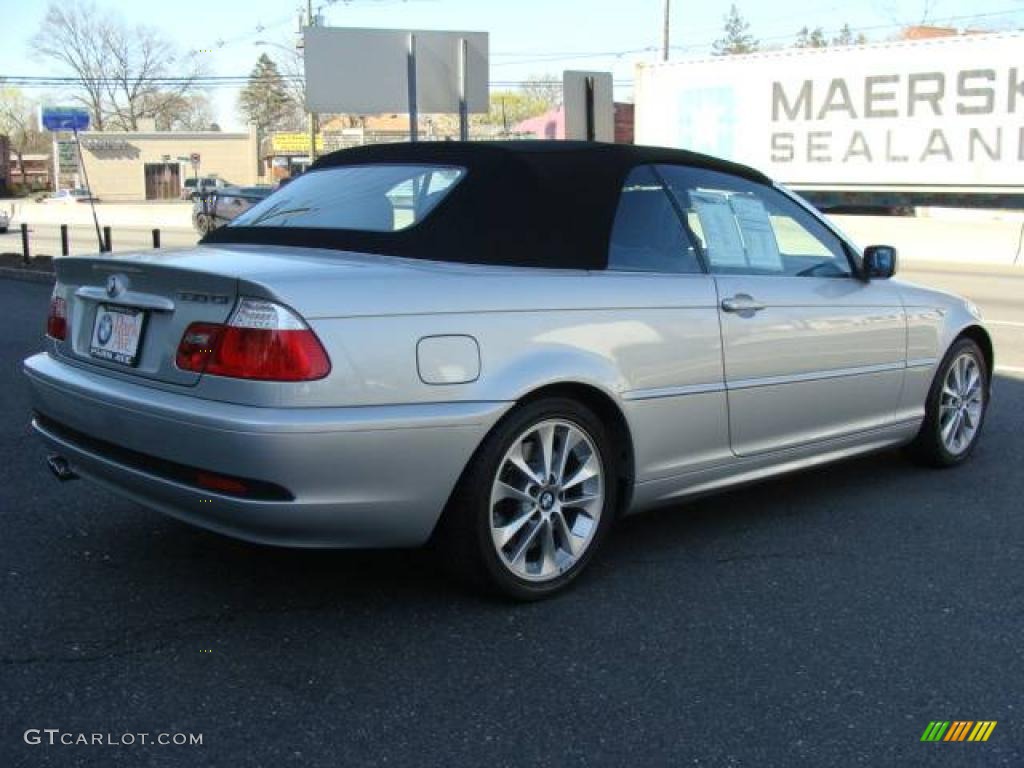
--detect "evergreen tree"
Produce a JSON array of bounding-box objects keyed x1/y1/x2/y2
[
  {"x1": 795, "y1": 26, "x2": 829, "y2": 48},
  {"x1": 832, "y1": 23, "x2": 868, "y2": 46},
  {"x1": 237, "y1": 54, "x2": 302, "y2": 140},
  {"x1": 712, "y1": 5, "x2": 759, "y2": 55}
]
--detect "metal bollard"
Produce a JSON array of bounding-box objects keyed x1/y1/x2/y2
[
  {"x1": 152, "y1": 228, "x2": 161, "y2": 249},
  {"x1": 21, "y1": 223, "x2": 29, "y2": 264},
  {"x1": 60, "y1": 224, "x2": 69, "y2": 256},
  {"x1": 102, "y1": 226, "x2": 112, "y2": 253}
]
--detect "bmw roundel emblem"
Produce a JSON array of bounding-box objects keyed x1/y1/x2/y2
[
  {"x1": 106, "y1": 274, "x2": 125, "y2": 298},
  {"x1": 97, "y1": 313, "x2": 113, "y2": 345}
]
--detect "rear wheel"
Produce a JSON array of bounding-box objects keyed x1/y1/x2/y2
[
  {"x1": 906, "y1": 337, "x2": 988, "y2": 467},
  {"x1": 436, "y1": 398, "x2": 618, "y2": 600}
]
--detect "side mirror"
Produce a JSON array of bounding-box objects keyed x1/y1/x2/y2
[{"x1": 863, "y1": 245, "x2": 898, "y2": 279}]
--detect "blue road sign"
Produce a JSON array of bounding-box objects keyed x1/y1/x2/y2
[{"x1": 41, "y1": 107, "x2": 91, "y2": 132}]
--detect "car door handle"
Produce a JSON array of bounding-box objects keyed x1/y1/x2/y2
[{"x1": 721, "y1": 295, "x2": 766, "y2": 313}]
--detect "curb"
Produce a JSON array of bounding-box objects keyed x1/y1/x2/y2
[{"x1": 0, "y1": 266, "x2": 55, "y2": 284}]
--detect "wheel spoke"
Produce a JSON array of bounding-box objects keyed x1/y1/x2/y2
[
  {"x1": 963, "y1": 366, "x2": 979, "y2": 397},
  {"x1": 535, "y1": 423, "x2": 557, "y2": 481},
  {"x1": 552, "y1": 509, "x2": 576, "y2": 556},
  {"x1": 494, "y1": 508, "x2": 537, "y2": 549},
  {"x1": 554, "y1": 426, "x2": 579, "y2": 485},
  {"x1": 508, "y1": 518, "x2": 543, "y2": 565},
  {"x1": 539, "y1": 520, "x2": 558, "y2": 574},
  {"x1": 561, "y1": 491, "x2": 602, "y2": 511},
  {"x1": 508, "y1": 442, "x2": 543, "y2": 486},
  {"x1": 941, "y1": 410, "x2": 960, "y2": 445},
  {"x1": 494, "y1": 480, "x2": 535, "y2": 505},
  {"x1": 562, "y1": 455, "x2": 599, "y2": 491}
]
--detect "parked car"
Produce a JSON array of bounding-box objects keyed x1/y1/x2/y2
[
  {"x1": 24, "y1": 142, "x2": 992, "y2": 600},
  {"x1": 182, "y1": 176, "x2": 230, "y2": 201},
  {"x1": 38, "y1": 188, "x2": 100, "y2": 204},
  {"x1": 192, "y1": 185, "x2": 275, "y2": 235},
  {"x1": 0, "y1": 209, "x2": 9, "y2": 234}
]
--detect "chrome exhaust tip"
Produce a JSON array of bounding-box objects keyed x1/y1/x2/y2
[{"x1": 46, "y1": 454, "x2": 78, "y2": 481}]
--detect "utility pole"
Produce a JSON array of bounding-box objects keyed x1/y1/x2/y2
[
  {"x1": 307, "y1": 0, "x2": 318, "y2": 164},
  {"x1": 662, "y1": 0, "x2": 671, "y2": 61}
]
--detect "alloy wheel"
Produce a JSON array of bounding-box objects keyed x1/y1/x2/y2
[
  {"x1": 939, "y1": 352, "x2": 984, "y2": 456},
  {"x1": 488, "y1": 419, "x2": 605, "y2": 582}
]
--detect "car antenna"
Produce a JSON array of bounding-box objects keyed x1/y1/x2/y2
[{"x1": 72, "y1": 125, "x2": 105, "y2": 252}]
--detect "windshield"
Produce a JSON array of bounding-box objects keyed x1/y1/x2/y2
[{"x1": 230, "y1": 164, "x2": 465, "y2": 232}]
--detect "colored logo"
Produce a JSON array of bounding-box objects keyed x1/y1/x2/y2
[
  {"x1": 97, "y1": 313, "x2": 113, "y2": 345},
  {"x1": 676, "y1": 86, "x2": 737, "y2": 160},
  {"x1": 920, "y1": 721, "x2": 997, "y2": 742}
]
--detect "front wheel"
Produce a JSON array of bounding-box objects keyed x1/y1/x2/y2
[
  {"x1": 906, "y1": 337, "x2": 989, "y2": 467},
  {"x1": 436, "y1": 398, "x2": 619, "y2": 600}
]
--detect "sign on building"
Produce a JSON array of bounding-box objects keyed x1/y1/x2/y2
[{"x1": 271, "y1": 133, "x2": 325, "y2": 154}]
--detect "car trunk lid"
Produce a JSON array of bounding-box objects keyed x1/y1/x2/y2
[{"x1": 54, "y1": 253, "x2": 239, "y2": 386}]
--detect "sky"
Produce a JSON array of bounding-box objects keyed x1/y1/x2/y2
[{"x1": 2, "y1": 0, "x2": 1023, "y2": 130}]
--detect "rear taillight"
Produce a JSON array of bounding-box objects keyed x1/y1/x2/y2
[
  {"x1": 47, "y1": 293, "x2": 68, "y2": 340},
  {"x1": 175, "y1": 299, "x2": 330, "y2": 381}
]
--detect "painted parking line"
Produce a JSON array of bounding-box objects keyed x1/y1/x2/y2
[
  {"x1": 995, "y1": 365, "x2": 1024, "y2": 375},
  {"x1": 987, "y1": 320, "x2": 1024, "y2": 328}
]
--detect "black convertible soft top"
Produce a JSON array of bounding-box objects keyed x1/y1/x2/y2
[{"x1": 202, "y1": 140, "x2": 771, "y2": 270}]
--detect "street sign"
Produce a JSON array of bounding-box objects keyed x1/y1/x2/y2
[
  {"x1": 161, "y1": 154, "x2": 171, "y2": 162},
  {"x1": 40, "y1": 106, "x2": 90, "y2": 132},
  {"x1": 190, "y1": 152, "x2": 200, "y2": 165},
  {"x1": 176, "y1": 156, "x2": 191, "y2": 162}
]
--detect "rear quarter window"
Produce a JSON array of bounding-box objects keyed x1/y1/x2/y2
[{"x1": 230, "y1": 164, "x2": 465, "y2": 232}]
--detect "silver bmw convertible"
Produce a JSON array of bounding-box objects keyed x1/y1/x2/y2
[{"x1": 24, "y1": 141, "x2": 992, "y2": 599}]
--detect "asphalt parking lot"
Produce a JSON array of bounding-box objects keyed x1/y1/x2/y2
[{"x1": 1, "y1": 268, "x2": 1022, "y2": 767}]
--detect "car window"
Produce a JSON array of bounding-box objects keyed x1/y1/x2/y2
[
  {"x1": 607, "y1": 165, "x2": 702, "y2": 274},
  {"x1": 657, "y1": 165, "x2": 851, "y2": 278},
  {"x1": 230, "y1": 164, "x2": 465, "y2": 232}
]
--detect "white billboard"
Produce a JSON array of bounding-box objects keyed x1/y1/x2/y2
[
  {"x1": 563, "y1": 71, "x2": 614, "y2": 142},
  {"x1": 304, "y1": 26, "x2": 489, "y2": 115},
  {"x1": 635, "y1": 32, "x2": 1024, "y2": 188}
]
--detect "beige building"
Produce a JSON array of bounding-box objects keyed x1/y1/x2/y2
[{"x1": 75, "y1": 122, "x2": 259, "y2": 201}]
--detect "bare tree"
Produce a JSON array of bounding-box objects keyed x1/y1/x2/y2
[
  {"x1": 0, "y1": 87, "x2": 51, "y2": 186},
  {"x1": 153, "y1": 93, "x2": 216, "y2": 131},
  {"x1": 100, "y1": 21, "x2": 205, "y2": 130},
  {"x1": 31, "y1": 0, "x2": 206, "y2": 131},
  {"x1": 31, "y1": 1, "x2": 111, "y2": 129},
  {"x1": 520, "y1": 75, "x2": 562, "y2": 111}
]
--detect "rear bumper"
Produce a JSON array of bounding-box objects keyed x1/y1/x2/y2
[{"x1": 24, "y1": 352, "x2": 510, "y2": 547}]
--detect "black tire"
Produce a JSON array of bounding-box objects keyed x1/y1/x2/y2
[
  {"x1": 905, "y1": 337, "x2": 989, "y2": 468},
  {"x1": 435, "y1": 397, "x2": 620, "y2": 601}
]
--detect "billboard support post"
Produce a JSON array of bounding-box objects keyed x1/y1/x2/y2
[
  {"x1": 584, "y1": 76, "x2": 596, "y2": 142},
  {"x1": 458, "y1": 37, "x2": 469, "y2": 141},
  {"x1": 407, "y1": 33, "x2": 418, "y2": 142}
]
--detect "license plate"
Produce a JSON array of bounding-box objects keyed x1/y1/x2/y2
[{"x1": 90, "y1": 304, "x2": 146, "y2": 366}]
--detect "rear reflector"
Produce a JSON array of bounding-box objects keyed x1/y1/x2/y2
[
  {"x1": 196, "y1": 471, "x2": 249, "y2": 496},
  {"x1": 175, "y1": 298, "x2": 330, "y2": 381},
  {"x1": 47, "y1": 294, "x2": 68, "y2": 340}
]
